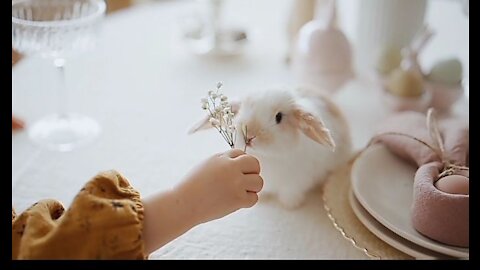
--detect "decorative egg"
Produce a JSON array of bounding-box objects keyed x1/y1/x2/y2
[
  {"x1": 376, "y1": 46, "x2": 402, "y2": 75},
  {"x1": 386, "y1": 68, "x2": 424, "y2": 97},
  {"x1": 425, "y1": 80, "x2": 464, "y2": 111},
  {"x1": 295, "y1": 21, "x2": 353, "y2": 74},
  {"x1": 435, "y1": 175, "x2": 469, "y2": 195},
  {"x1": 291, "y1": 1, "x2": 353, "y2": 93},
  {"x1": 427, "y1": 58, "x2": 463, "y2": 85}
]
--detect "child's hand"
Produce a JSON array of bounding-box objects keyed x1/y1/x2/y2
[
  {"x1": 174, "y1": 148, "x2": 263, "y2": 225},
  {"x1": 142, "y1": 149, "x2": 263, "y2": 253}
]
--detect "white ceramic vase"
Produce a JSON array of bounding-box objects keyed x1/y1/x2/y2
[{"x1": 354, "y1": 0, "x2": 427, "y2": 73}]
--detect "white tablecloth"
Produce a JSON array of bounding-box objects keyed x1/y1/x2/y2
[{"x1": 12, "y1": 0, "x2": 468, "y2": 259}]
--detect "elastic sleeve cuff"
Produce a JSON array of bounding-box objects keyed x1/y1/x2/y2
[{"x1": 13, "y1": 170, "x2": 146, "y2": 259}]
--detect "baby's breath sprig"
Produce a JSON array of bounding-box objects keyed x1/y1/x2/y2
[
  {"x1": 201, "y1": 82, "x2": 237, "y2": 149},
  {"x1": 242, "y1": 124, "x2": 248, "y2": 152}
]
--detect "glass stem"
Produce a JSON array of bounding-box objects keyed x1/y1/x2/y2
[
  {"x1": 210, "y1": 0, "x2": 222, "y2": 48},
  {"x1": 54, "y1": 58, "x2": 68, "y2": 118}
]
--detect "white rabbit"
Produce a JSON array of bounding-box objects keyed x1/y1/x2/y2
[{"x1": 189, "y1": 86, "x2": 352, "y2": 208}]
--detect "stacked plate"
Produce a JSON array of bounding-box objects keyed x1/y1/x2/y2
[{"x1": 350, "y1": 144, "x2": 469, "y2": 259}]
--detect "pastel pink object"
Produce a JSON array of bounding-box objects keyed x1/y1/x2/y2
[
  {"x1": 425, "y1": 80, "x2": 464, "y2": 111},
  {"x1": 373, "y1": 111, "x2": 469, "y2": 247},
  {"x1": 412, "y1": 162, "x2": 469, "y2": 247},
  {"x1": 292, "y1": 1, "x2": 354, "y2": 93},
  {"x1": 381, "y1": 87, "x2": 432, "y2": 113}
]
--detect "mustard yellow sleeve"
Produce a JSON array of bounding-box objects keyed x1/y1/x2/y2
[{"x1": 12, "y1": 170, "x2": 146, "y2": 259}]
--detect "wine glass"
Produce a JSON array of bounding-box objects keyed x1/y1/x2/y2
[
  {"x1": 12, "y1": 0, "x2": 106, "y2": 152},
  {"x1": 182, "y1": 0, "x2": 248, "y2": 56}
]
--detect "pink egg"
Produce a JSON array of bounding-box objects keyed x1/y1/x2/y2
[{"x1": 434, "y1": 175, "x2": 469, "y2": 195}]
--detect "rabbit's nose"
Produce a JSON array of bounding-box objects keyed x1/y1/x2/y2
[{"x1": 246, "y1": 136, "x2": 257, "y2": 145}]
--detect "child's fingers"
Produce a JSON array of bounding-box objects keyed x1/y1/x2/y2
[
  {"x1": 243, "y1": 192, "x2": 259, "y2": 208},
  {"x1": 225, "y1": 148, "x2": 245, "y2": 158},
  {"x1": 244, "y1": 174, "x2": 263, "y2": 193},
  {"x1": 235, "y1": 155, "x2": 260, "y2": 174}
]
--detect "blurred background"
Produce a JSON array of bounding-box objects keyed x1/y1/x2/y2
[
  {"x1": 13, "y1": 0, "x2": 469, "y2": 73},
  {"x1": 11, "y1": 0, "x2": 469, "y2": 179},
  {"x1": 12, "y1": 0, "x2": 468, "y2": 156},
  {"x1": 103, "y1": 0, "x2": 469, "y2": 76}
]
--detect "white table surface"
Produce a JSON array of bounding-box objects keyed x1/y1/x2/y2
[{"x1": 12, "y1": 0, "x2": 468, "y2": 259}]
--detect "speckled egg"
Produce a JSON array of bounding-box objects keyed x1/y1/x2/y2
[
  {"x1": 435, "y1": 175, "x2": 469, "y2": 195},
  {"x1": 427, "y1": 58, "x2": 463, "y2": 85}
]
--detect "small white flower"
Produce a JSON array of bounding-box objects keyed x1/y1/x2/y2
[
  {"x1": 209, "y1": 118, "x2": 220, "y2": 127},
  {"x1": 198, "y1": 82, "x2": 242, "y2": 149}
]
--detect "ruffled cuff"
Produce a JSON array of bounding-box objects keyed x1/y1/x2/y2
[{"x1": 12, "y1": 170, "x2": 146, "y2": 259}]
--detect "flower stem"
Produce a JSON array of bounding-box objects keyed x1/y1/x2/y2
[{"x1": 243, "y1": 125, "x2": 247, "y2": 152}]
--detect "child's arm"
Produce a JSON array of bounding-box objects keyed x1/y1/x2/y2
[
  {"x1": 11, "y1": 149, "x2": 261, "y2": 259},
  {"x1": 12, "y1": 116, "x2": 25, "y2": 130},
  {"x1": 142, "y1": 149, "x2": 263, "y2": 254}
]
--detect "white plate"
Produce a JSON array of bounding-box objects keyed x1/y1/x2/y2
[
  {"x1": 349, "y1": 189, "x2": 455, "y2": 259},
  {"x1": 351, "y1": 144, "x2": 469, "y2": 258}
]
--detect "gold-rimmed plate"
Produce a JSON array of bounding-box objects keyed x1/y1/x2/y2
[{"x1": 351, "y1": 144, "x2": 469, "y2": 258}]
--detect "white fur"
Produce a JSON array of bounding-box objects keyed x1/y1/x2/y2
[{"x1": 233, "y1": 87, "x2": 352, "y2": 208}]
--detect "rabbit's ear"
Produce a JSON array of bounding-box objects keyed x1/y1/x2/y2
[
  {"x1": 188, "y1": 114, "x2": 213, "y2": 134},
  {"x1": 188, "y1": 100, "x2": 241, "y2": 134},
  {"x1": 292, "y1": 107, "x2": 336, "y2": 151}
]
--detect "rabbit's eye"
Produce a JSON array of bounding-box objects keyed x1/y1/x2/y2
[{"x1": 275, "y1": 112, "x2": 283, "y2": 124}]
